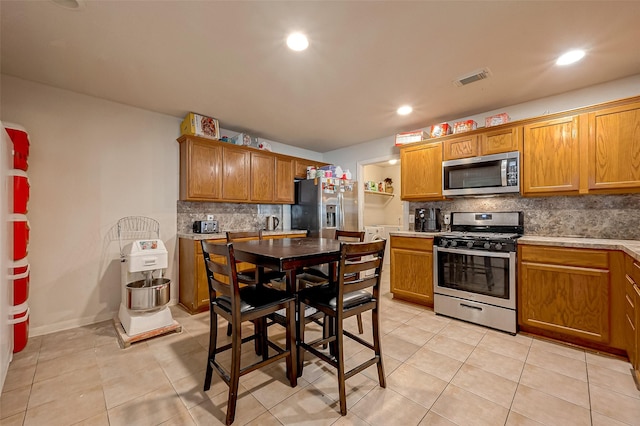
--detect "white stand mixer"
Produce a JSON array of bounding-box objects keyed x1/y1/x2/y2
[{"x1": 114, "y1": 217, "x2": 180, "y2": 348}]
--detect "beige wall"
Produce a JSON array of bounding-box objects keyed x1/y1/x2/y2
[{"x1": 1, "y1": 76, "x2": 181, "y2": 335}]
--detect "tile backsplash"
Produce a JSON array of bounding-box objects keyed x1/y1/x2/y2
[
  {"x1": 177, "y1": 201, "x2": 284, "y2": 233},
  {"x1": 410, "y1": 193, "x2": 640, "y2": 240}
]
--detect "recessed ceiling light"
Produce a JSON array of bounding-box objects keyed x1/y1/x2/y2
[
  {"x1": 556, "y1": 49, "x2": 585, "y2": 66},
  {"x1": 397, "y1": 105, "x2": 413, "y2": 115},
  {"x1": 287, "y1": 33, "x2": 309, "y2": 51},
  {"x1": 50, "y1": 0, "x2": 85, "y2": 10},
  {"x1": 388, "y1": 159, "x2": 398, "y2": 165}
]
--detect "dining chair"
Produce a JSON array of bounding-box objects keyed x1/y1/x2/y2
[
  {"x1": 304, "y1": 229, "x2": 367, "y2": 334},
  {"x1": 201, "y1": 240, "x2": 297, "y2": 425},
  {"x1": 296, "y1": 239, "x2": 386, "y2": 416}
]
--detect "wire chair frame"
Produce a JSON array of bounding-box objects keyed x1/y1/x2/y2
[{"x1": 117, "y1": 216, "x2": 160, "y2": 257}]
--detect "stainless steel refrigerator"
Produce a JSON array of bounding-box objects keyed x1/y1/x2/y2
[{"x1": 291, "y1": 178, "x2": 359, "y2": 238}]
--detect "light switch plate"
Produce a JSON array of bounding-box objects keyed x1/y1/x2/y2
[
  {"x1": 409, "y1": 214, "x2": 415, "y2": 223},
  {"x1": 207, "y1": 214, "x2": 214, "y2": 221},
  {"x1": 443, "y1": 214, "x2": 451, "y2": 225}
]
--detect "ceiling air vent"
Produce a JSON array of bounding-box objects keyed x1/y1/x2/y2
[{"x1": 453, "y1": 68, "x2": 492, "y2": 87}]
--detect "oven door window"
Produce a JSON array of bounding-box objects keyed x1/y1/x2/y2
[{"x1": 437, "y1": 251, "x2": 510, "y2": 299}]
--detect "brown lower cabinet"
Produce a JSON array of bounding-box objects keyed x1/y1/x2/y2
[
  {"x1": 625, "y1": 254, "x2": 640, "y2": 383},
  {"x1": 518, "y1": 244, "x2": 627, "y2": 355},
  {"x1": 390, "y1": 236, "x2": 434, "y2": 306},
  {"x1": 178, "y1": 233, "x2": 306, "y2": 314}
]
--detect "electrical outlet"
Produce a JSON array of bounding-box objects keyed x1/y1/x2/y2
[
  {"x1": 443, "y1": 214, "x2": 451, "y2": 225},
  {"x1": 409, "y1": 214, "x2": 415, "y2": 223},
  {"x1": 207, "y1": 214, "x2": 214, "y2": 221}
]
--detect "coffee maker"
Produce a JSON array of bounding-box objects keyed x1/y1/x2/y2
[{"x1": 415, "y1": 208, "x2": 440, "y2": 232}]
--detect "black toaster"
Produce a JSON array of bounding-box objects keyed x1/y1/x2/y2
[{"x1": 193, "y1": 220, "x2": 218, "y2": 234}]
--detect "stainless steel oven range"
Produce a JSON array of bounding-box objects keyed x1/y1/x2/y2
[{"x1": 433, "y1": 211, "x2": 523, "y2": 334}]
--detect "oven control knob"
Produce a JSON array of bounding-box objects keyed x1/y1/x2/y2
[
  {"x1": 439, "y1": 240, "x2": 448, "y2": 247},
  {"x1": 450, "y1": 240, "x2": 457, "y2": 247},
  {"x1": 495, "y1": 243, "x2": 503, "y2": 251},
  {"x1": 466, "y1": 241, "x2": 474, "y2": 248},
  {"x1": 484, "y1": 242, "x2": 491, "y2": 250}
]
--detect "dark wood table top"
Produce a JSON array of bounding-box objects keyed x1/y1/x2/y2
[{"x1": 232, "y1": 237, "x2": 341, "y2": 275}]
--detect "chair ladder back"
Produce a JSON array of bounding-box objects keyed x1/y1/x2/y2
[{"x1": 201, "y1": 241, "x2": 242, "y2": 302}]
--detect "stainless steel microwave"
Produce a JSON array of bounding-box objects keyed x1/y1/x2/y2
[{"x1": 442, "y1": 151, "x2": 520, "y2": 196}]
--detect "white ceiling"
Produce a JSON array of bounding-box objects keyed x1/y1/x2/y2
[{"x1": 2, "y1": 1, "x2": 640, "y2": 152}]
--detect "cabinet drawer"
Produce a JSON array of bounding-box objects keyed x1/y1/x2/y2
[
  {"x1": 391, "y1": 236, "x2": 433, "y2": 251},
  {"x1": 519, "y1": 245, "x2": 609, "y2": 269}
]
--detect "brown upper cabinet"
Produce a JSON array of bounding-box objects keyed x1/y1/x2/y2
[
  {"x1": 178, "y1": 135, "x2": 314, "y2": 203},
  {"x1": 522, "y1": 115, "x2": 581, "y2": 195},
  {"x1": 443, "y1": 126, "x2": 522, "y2": 161},
  {"x1": 587, "y1": 101, "x2": 640, "y2": 193},
  {"x1": 293, "y1": 158, "x2": 329, "y2": 179},
  {"x1": 400, "y1": 141, "x2": 444, "y2": 201}
]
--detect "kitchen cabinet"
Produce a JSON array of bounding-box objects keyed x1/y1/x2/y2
[
  {"x1": 587, "y1": 101, "x2": 640, "y2": 193},
  {"x1": 518, "y1": 245, "x2": 612, "y2": 346},
  {"x1": 274, "y1": 156, "x2": 294, "y2": 203},
  {"x1": 480, "y1": 126, "x2": 522, "y2": 155},
  {"x1": 390, "y1": 236, "x2": 434, "y2": 306},
  {"x1": 179, "y1": 136, "x2": 222, "y2": 201},
  {"x1": 222, "y1": 145, "x2": 251, "y2": 202},
  {"x1": 522, "y1": 115, "x2": 581, "y2": 195},
  {"x1": 179, "y1": 237, "x2": 226, "y2": 314},
  {"x1": 293, "y1": 158, "x2": 329, "y2": 179},
  {"x1": 178, "y1": 134, "x2": 317, "y2": 203},
  {"x1": 250, "y1": 151, "x2": 275, "y2": 203},
  {"x1": 442, "y1": 134, "x2": 478, "y2": 161},
  {"x1": 400, "y1": 142, "x2": 444, "y2": 201},
  {"x1": 250, "y1": 152, "x2": 294, "y2": 203},
  {"x1": 625, "y1": 254, "x2": 640, "y2": 382},
  {"x1": 441, "y1": 126, "x2": 522, "y2": 161}
]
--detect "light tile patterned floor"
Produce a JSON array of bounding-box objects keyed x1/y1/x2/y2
[{"x1": 2, "y1": 270, "x2": 640, "y2": 425}]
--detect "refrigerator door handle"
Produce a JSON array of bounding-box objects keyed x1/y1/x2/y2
[{"x1": 338, "y1": 192, "x2": 344, "y2": 230}]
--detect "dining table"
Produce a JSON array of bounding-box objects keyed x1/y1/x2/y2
[{"x1": 232, "y1": 237, "x2": 342, "y2": 293}]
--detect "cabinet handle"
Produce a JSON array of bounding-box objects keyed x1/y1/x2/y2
[{"x1": 460, "y1": 303, "x2": 483, "y2": 311}]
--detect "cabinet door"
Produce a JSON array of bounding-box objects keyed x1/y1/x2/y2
[
  {"x1": 480, "y1": 126, "x2": 522, "y2": 155},
  {"x1": 588, "y1": 102, "x2": 640, "y2": 192},
  {"x1": 250, "y1": 151, "x2": 275, "y2": 202},
  {"x1": 443, "y1": 135, "x2": 478, "y2": 160},
  {"x1": 400, "y1": 142, "x2": 443, "y2": 200},
  {"x1": 519, "y1": 261, "x2": 610, "y2": 344},
  {"x1": 180, "y1": 138, "x2": 222, "y2": 201},
  {"x1": 523, "y1": 116, "x2": 580, "y2": 195},
  {"x1": 390, "y1": 237, "x2": 433, "y2": 306},
  {"x1": 275, "y1": 156, "x2": 294, "y2": 203},
  {"x1": 222, "y1": 146, "x2": 250, "y2": 201}
]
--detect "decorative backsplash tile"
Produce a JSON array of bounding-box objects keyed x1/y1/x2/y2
[
  {"x1": 410, "y1": 193, "x2": 640, "y2": 240},
  {"x1": 177, "y1": 201, "x2": 283, "y2": 233}
]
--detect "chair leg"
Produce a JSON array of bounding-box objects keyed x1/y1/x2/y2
[
  {"x1": 204, "y1": 309, "x2": 218, "y2": 392},
  {"x1": 226, "y1": 322, "x2": 232, "y2": 336},
  {"x1": 372, "y1": 307, "x2": 386, "y2": 388},
  {"x1": 226, "y1": 318, "x2": 242, "y2": 425},
  {"x1": 285, "y1": 300, "x2": 297, "y2": 387},
  {"x1": 336, "y1": 315, "x2": 347, "y2": 416},
  {"x1": 356, "y1": 313, "x2": 364, "y2": 334},
  {"x1": 297, "y1": 301, "x2": 306, "y2": 377}
]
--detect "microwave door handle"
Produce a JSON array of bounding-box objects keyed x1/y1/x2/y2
[{"x1": 501, "y1": 159, "x2": 507, "y2": 186}]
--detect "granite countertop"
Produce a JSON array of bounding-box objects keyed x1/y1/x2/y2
[
  {"x1": 178, "y1": 229, "x2": 308, "y2": 241},
  {"x1": 387, "y1": 231, "x2": 640, "y2": 261},
  {"x1": 388, "y1": 230, "x2": 443, "y2": 238},
  {"x1": 518, "y1": 236, "x2": 640, "y2": 261}
]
